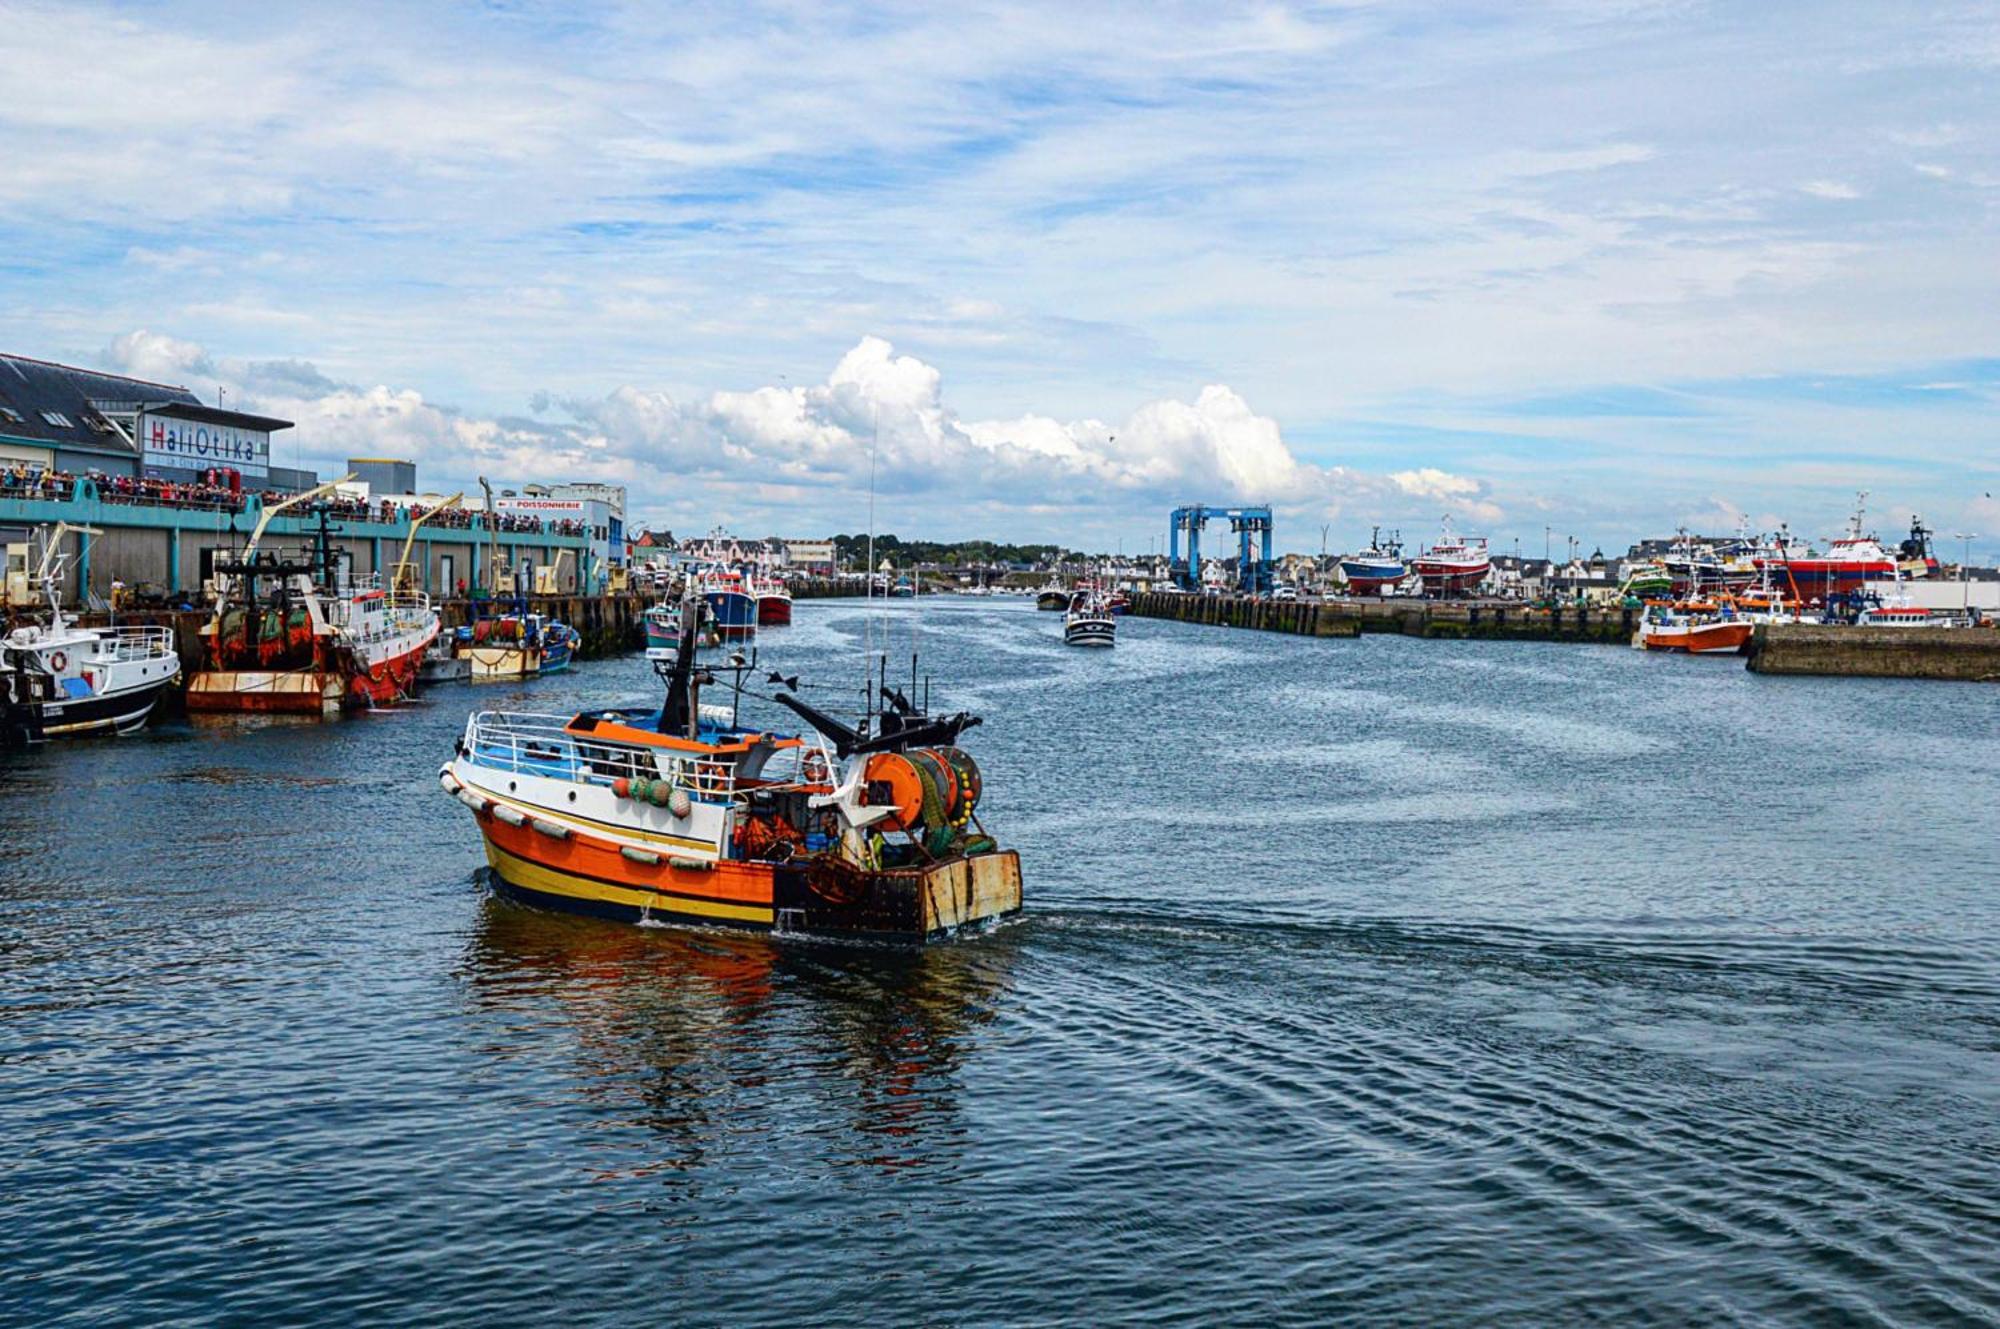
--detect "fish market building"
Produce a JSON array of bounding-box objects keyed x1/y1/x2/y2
[{"x1": 0, "y1": 352, "x2": 317, "y2": 490}]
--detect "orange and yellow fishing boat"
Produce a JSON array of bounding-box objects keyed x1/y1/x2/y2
[{"x1": 440, "y1": 592, "x2": 1021, "y2": 942}]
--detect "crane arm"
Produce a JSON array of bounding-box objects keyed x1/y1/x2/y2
[
  {"x1": 242, "y1": 474, "x2": 356, "y2": 562},
  {"x1": 392, "y1": 492, "x2": 463, "y2": 591}
]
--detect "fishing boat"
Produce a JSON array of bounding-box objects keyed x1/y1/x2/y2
[
  {"x1": 0, "y1": 523, "x2": 181, "y2": 745},
  {"x1": 438, "y1": 591, "x2": 1021, "y2": 942},
  {"x1": 1064, "y1": 584, "x2": 1116, "y2": 647},
  {"x1": 1618, "y1": 560, "x2": 1673, "y2": 599},
  {"x1": 461, "y1": 614, "x2": 542, "y2": 682},
  {"x1": 1411, "y1": 520, "x2": 1491, "y2": 597},
  {"x1": 419, "y1": 633, "x2": 471, "y2": 685},
  {"x1": 186, "y1": 482, "x2": 439, "y2": 713},
  {"x1": 1340, "y1": 527, "x2": 1406, "y2": 595},
  {"x1": 1755, "y1": 495, "x2": 1911, "y2": 604},
  {"x1": 700, "y1": 567, "x2": 758, "y2": 641},
  {"x1": 643, "y1": 601, "x2": 680, "y2": 651},
  {"x1": 1035, "y1": 581, "x2": 1069, "y2": 611},
  {"x1": 536, "y1": 616, "x2": 582, "y2": 673},
  {"x1": 1634, "y1": 600, "x2": 1753, "y2": 654},
  {"x1": 753, "y1": 575, "x2": 793, "y2": 626}
]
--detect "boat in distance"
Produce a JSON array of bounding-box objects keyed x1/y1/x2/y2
[
  {"x1": 753, "y1": 575, "x2": 793, "y2": 626},
  {"x1": 700, "y1": 567, "x2": 758, "y2": 641},
  {"x1": 440, "y1": 590, "x2": 1021, "y2": 942},
  {"x1": 1341, "y1": 527, "x2": 1406, "y2": 595},
  {"x1": 1411, "y1": 520, "x2": 1491, "y2": 596},
  {"x1": 1063, "y1": 585, "x2": 1116, "y2": 646}
]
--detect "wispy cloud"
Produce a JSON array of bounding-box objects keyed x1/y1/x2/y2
[{"x1": 0, "y1": 0, "x2": 1995, "y2": 550}]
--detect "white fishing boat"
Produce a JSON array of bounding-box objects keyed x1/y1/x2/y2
[
  {"x1": 1063, "y1": 583, "x2": 1116, "y2": 647},
  {"x1": 1, "y1": 523, "x2": 181, "y2": 744}
]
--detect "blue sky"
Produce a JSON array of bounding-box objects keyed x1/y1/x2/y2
[{"x1": 1, "y1": 0, "x2": 1996, "y2": 557}]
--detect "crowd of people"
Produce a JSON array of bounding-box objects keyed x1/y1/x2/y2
[
  {"x1": 100, "y1": 471, "x2": 246, "y2": 511},
  {"x1": 0, "y1": 465, "x2": 584, "y2": 537},
  {"x1": 0, "y1": 467, "x2": 79, "y2": 502}
]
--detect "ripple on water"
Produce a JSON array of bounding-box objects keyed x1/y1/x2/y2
[{"x1": 2, "y1": 598, "x2": 1997, "y2": 1325}]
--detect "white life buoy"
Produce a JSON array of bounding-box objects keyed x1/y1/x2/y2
[{"x1": 48, "y1": 650, "x2": 67, "y2": 673}]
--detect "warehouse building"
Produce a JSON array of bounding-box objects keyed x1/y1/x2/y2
[{"x1": 0, "y1": 351, "x2": 318, "y2": 491}]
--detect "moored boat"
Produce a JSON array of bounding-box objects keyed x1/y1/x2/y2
[
  {"x1": 754, "y1": 576, "x2": 794, "y2": 626},
  {"x1": 0, "y1": 523, "x2": 181, "y2": 745},
  {"x1": 439, "y1": 591, "x2": 1021, "y2": 942},
  {"x1": 1755, "y1": 495, "x2": 1911, "y2": 604},
  {"x1": 1634, "y1": 601, "x2": 1753, "y2": 654},
  {"x1": 186, "y1": 483, "x2": 438, "y2": 713},
  {"x1": 643, "y1": 601, "x2": 680, "y2": 651},
  {"x1": 700, "y1": 568, "x2": 758, "y2": 641}
]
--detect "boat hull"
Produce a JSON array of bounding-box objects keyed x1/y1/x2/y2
[
  {"x1": 1413, "y1": 560, "x2": 1490, "y2": 595},
  {"x1": 345, "y1": 628, "x2": 435, "y2": 707},
  {"x1": 1064, "y1": 616, "x2": 1115, "y2": 647},
  {"x1": 1640, "y1": 621, "x2": 1753, "y2": 654},
  {"x1": 757, "y1": 594, "x2": 793, "y2": 626},
  {"x1": 186, "y1": 668, "x2": 344, "y2": 713},
  {"x1": 705, "y1": 591, "x2": 758, "y2": 640},
  {"x1": 478, "y1": 819, "x2": 1022, "y2": 943},
  {"x1": 1755, "y1": 560, "x2": 1895, "y2": 603},
  {"x1": 3, "y1": 674, "x2": 175, "y2": 744},
  {"x1": 464, "y1": 644, "x2": 542, "y2": 682},
  {"x1": 1036, "y1": 591, "x2": 1069, "y2": 611},
  {"x1": 1341, "y1": 560, "x2": 1405, "y2": 594}
]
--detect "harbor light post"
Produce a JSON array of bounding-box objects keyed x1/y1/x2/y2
[{"x1": 1955, "y1": 532, "x2": 1977, "y2": 612}]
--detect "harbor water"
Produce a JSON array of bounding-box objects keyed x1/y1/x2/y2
[{"x1": 4, "y1": 598, "x2": 1997, "y2": 1325}]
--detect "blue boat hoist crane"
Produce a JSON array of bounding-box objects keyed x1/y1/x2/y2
[{"x1": 1168, "y1": 504, "x2": 1274, "y2": 594}]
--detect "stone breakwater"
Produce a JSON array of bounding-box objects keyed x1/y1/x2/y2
[
  {"x1": 1131, "y1": 592, "x2": 2000, "y2": 682},
  {"x1": 1747, "y1": 624, "x2": 2000, "y2": 682},
  {"x1": 1128, "y1": 592, "x2": 1632, "y2": 643}
]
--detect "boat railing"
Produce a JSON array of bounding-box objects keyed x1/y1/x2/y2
[
  {"x1": 464, "y1": 710, "x2": 740, "y2": 801},
  {"x1": 95, "y1": 624, "x2": 177, "y2": 661}
]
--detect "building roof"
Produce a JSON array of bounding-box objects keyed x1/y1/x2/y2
[{"x1": 0, "y1": 351, "x2": 290, "y2": 454}]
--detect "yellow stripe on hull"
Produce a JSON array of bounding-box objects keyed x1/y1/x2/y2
[{"x1": 483, "y1": 839, "x2": 774, "y2": 926}]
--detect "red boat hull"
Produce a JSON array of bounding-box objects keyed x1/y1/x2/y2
[
  {"x1": 757, "y1": 595, "x2": 792, "y2": 626},
  {"x1": 1642, "y1": 621, "x2": 1753, "y2": 654},
  {"x1": 1413, "y1": 560, "x2": 1490, "y2": 595},
  {"x1": 346, "y1": 630, "x2": 434, "y2": 706}
]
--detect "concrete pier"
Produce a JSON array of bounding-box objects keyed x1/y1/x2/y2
[
  {"x1": 1130, "y1": 592, "x2": 1633, "y2": 643},
  {"x1": 1747, "y1": 624, "x2": 2000, "y2": 682}
]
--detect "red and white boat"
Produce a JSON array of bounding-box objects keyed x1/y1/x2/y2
[
  {"x1": 753, "y1": 574, "x2": 793, "y2": 626},
  {"x1": 1411, "y1": 520, "x2": 1491, "y2": 596},
  {"x1": 1634, "y1": 601, "x2": 1753, "y2": 654},
  {"x1": 187, "y1": 482, "x2": 439, "y2": 714},
  {"x1": 1755, "y1": 495, "x2": 1926, "y2": 604}
]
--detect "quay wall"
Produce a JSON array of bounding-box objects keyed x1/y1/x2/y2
[
  {"x1": 1747, "y1": 624, "x2": 2000, "y2": 682},
  {"x1": 0, "y1": 482, "x2": 590, "y2": 601},
  {"x1": 1130, "y1": 592, "x2": 1633, "y2": 643}
]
